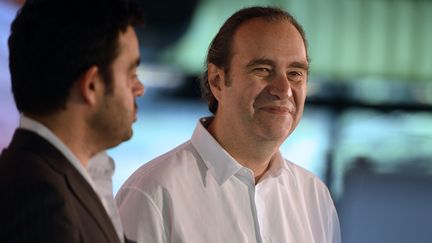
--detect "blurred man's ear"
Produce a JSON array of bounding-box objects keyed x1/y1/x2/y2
[
  {"x1": 78, "y1": 66, "x2": 103, "y2": 106},
  {"x1": 207, "y1": 63, "x2": 226, "y2": 101}
]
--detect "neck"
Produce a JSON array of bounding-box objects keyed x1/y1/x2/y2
[
  {"x1": 28, "y1": 113, "x2": 99, "y2": 167},
  {"x1": 207, "y1": 116, "x2": 280, "y2": 183}
]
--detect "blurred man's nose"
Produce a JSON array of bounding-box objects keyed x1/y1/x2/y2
[{"x1": 134, "y1": 81, "x2": 145, "y2": 97}]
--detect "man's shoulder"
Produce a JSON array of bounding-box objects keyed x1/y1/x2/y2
[
  {"x1": 1, "y1": 131, "x2": 120, "y2": 243},
  {"x1": 0, "y1": 130, "x2": 64, "y2": 180},
  {"x1": 1, "y1": 136, "x2": 80, "y2": 208},
  {"x1": 282, "y1": 159, "x2": 329, "y2": 191},
  {"x1": 0, "y1": 130, "x2": 92, "y2": 199},
  {"x1": 1, "y1": 140, "x2": 54, "y2": 180},
  {"x1": 119, "y1": 140, "x2": 202, "y2": 190}
]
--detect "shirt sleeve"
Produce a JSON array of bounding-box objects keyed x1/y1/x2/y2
[
  {"x1": 116, "y1": 186, "x2": 168, "y2": 243},
  {"x1": 329, "y1": 201, "x2": 341, "y2": 243}
]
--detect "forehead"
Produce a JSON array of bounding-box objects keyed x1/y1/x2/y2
[
  {"x1": 113, "y1": 26, "x2": 139, "y2": 63},
  {"x1": 118, "y1": 26, "x2": 139, "y2": 53},
  {"x1": 231, "y1": 18, "x2": 307, "y2": 64}
]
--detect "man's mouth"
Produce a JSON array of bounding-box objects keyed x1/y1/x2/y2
[
  {"x1": 133, "y1": 102, "x2": 138, "y2": 121},
  {"x1": 259, "y1": 101, "x2": 296, "y2": 114},
  {"x1": 260, "y1": 104, "x2": 294, "y2": 115}
]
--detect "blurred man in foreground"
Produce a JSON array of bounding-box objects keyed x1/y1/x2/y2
[{"x1": 0, "y1": 0, "x2": 144, "y2": 242}]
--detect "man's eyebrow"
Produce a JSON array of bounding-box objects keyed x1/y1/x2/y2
[
  {"x1": 289, "y1": 61, "x2": 309, "y2": 71},
  {"x1": 246, "y1": 58, "x2": 309, "y2": 71},
  {"x1": 246, "y1": 58, "x2": 275, "y2": 68}
]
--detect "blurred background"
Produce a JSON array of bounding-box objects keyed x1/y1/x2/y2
[{"x1": 1, "y1": 0, "x2": 432, "y2": 242}]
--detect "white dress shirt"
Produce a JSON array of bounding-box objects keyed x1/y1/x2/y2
[
  {"x1": 20, "y1": 116, "x2": 124, "y2": 242},
  {"x1": 116, "y1": 117, "x2": 341, "y2": 243},
  {"x1": 88, "y1": 152, "x2": 124, "y2": 242}
]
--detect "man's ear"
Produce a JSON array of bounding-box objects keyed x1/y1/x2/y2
[
  {"x1": 207, "y1": 63, "x2": 226, "y2": 101},
  {"x1": 78, "y1": 66, "x2": 102, "y2": 105}
]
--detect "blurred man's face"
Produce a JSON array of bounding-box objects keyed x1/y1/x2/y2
[
  {"x1": 213, "y1": 18, "x2": 308, "y2": 145},
  {"x1": 91, "y1": 26, "x2": 144, "y2": 149}
]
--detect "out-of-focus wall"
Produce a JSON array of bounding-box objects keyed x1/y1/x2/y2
[{"x1": 0, "y1": 0, "x2": 20, "y2": 150}]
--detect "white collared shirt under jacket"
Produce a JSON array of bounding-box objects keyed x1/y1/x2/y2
[{"x1": 116, "y1": 118, "x2": 341, "y2": 243}]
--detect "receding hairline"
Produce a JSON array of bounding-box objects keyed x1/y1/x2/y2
[{"x1": 225, "y1": 17, "x2": 309, "y2": 68}]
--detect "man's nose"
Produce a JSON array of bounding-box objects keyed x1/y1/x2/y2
[
  {"x1": 133, "y1": 81, "x2": 145, "y2": 97},
  {"x1": 268, "y1": 73, "x2": 292, "y2": 99}
]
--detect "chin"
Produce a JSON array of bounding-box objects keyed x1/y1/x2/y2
[
  {"x1": 121, "y1": 130, "x2": 133, "y2": 142},
  {"x1": 257, "y1": 126, "x2": 290, "y2": 141},
  {"x1": 105, "y1": 130, "x2": 133, "y2": 149},
  {"x1": 104, "y1": 141, "x2": 121, "y2": 150}
]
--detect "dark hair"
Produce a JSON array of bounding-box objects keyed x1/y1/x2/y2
[
  {"x1": 201, "y1": 6, "x2": 308, "y2": 114},
  {"x1": 8, "y1": 0, "x2": 144, "y2": 115}
]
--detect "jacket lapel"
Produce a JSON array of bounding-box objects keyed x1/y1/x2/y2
[
  {"x1": 64, "y1": 162, "x2": 121, "y2": 243},
  {"x1": 10, "y1": 129, "x2": 121, "y2": 243}
]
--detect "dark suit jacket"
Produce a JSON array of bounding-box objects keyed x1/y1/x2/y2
[{"x1": 0, "y1": 129, "x2": 122, "y2": 243}]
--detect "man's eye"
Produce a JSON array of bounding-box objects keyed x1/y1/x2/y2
[
  {"x1": 288, "y1": 71, "x2": 304, "y2": 82},
  {"x1": 253, "y1": 68, "x2": 271, "y2": 76}
]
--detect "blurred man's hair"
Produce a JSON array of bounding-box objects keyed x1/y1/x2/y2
[{"x1": 9, "y1": 0, "x2": 144, "y2": 115}]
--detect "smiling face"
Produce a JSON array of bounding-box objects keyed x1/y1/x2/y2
[
  {"x1": 90, "y1": 26, "x2": 145, "y2": 148},
  {"x1": 210, "y1": 18, "x2": 308, "y2": 145}
]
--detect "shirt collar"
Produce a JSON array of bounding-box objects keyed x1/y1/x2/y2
[
  {"x1": 19, "y1": 115, "x2": 97, "y2": 189},
  {"x1": 191, "y1": 117, "x2": 244, "y2": 185},
  {"x1": 191, "y1": 117, "x2": 294, "y2": 185},
  {"x1": 260, "y1": 151, "x2": 294, "y2": 183}
]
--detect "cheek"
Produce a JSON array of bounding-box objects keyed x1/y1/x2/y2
[
  {"x1": 115, "y1": 86, "x2": 134, "y2": 110},
  {"x1": 226, "y1": 74, "x2": 265, "y2": 108},
  {"x1": 294, "y1": 85, "x2": 307, "y2": 102},
  {"x1": 239, "y1": 85, "x2": 261, "y2": 108}
]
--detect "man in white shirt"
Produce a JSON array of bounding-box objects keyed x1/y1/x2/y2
[
  {"x1": 0, "y1": 0, "x2": 144, "y2": 242},
  {"x1": 116, "y1": 6, "x2": 341, "y2": 243}
]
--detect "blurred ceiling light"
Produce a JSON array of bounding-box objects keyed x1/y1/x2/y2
[{"x1": 137, "y1": 64, "x2": 185, "y2": 89}]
